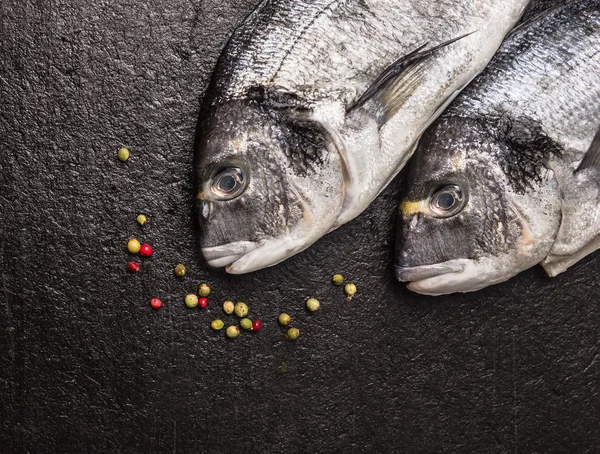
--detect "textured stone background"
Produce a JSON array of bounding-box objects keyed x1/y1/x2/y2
[{"x1": 1, "y1": 0, "x2": 598, "y2": 452}]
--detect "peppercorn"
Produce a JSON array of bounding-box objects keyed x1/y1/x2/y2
[
  {"x1": 139, "y1": 243, "x2": 152, "y2": 257},
  {"x1": 306, "y1": 298, "x2": 320, "y2": 312},
  {"x1": 234, "y1": 302, "x2": 248, "y2": 318},
  {"x1": 136, "y1": 214, "x2": 147, "y2": 226},
  {"x1": 252, "y1": 319, "x2": 261, "y2": 332},
  {"x1": 345, "y1": 283, "x2": 357, "y2": 300},
  {"x1": 185, "y1": 294, "x2": 198, "y2": 308},
  {"x1": 223, "y1": 300, "x2": 234, "y2": 315},
  {"x1": 240, "y1": 318, "x2": 253, "y2": 331},
  {"x1": 128, "y1": 261, "x2": 140, "y2": 272},
  {"x1": 150, "y1": 298, "x2": 162, "y2": 309},
  {"x1": 211, "y1": 319, "x2": 224, "y2": 331},
  {"x1": 199, "y1": 297, "x2": 208, "y2": 309},
  {"x1": 127, "y1": 238, "x2": 141, "y2": 254},
  {"x1": 117, "y1": 147, "x2": 129, "y2": 162},
  {"x1": 332, "y1": 274, "x2": 344, "y2": 286},
  {"x1": 285, "y1": 328, "x2": 300, "y2": 341},
  {"x1": 278, "y1": 313, "x2": 291, "y2": 326},
  {"x1": 174, "y1": 264, "x2": 186, "y2": 277},
  {"x1": 226, "y1": 325, "x2": 240, "y2": 339},
  {"x1": 198, "y1": 283, "x2": 210, "y2": 297}
]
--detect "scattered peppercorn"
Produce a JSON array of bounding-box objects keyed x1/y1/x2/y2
[
  {"x1": 185, "y1": 294, "x2": 198, "y2": 308},
  {"x1": 136, "y1": 214, "x2": 147, "y2": 226},
  {"x1": 199, "y1": 297, "x2": 208, "y2": 309},
  {"x1": 345, "y1": 283, "x2": 357, "y2": 300},
  {"x1": 127, "y1": 238, "x2": 141, "y2": 254},
  {"x1": 223, "y1": 300, "x2": 234, "y2": 315},
  {"x1": 306, "y1": 298, "x2": 320, "y2": 312},
  {"x1": 332, "y1": 274, "x2": 344, "y2": 286},
  {"x1": 174, "y1": 264, "x2": 186, "y2": 277},
  {"x1": 285, "y1": 327, "x2": 300, "y2": 341},
  {"x1": 128, "y1": 261, "x2": 140, "y2": 272},
  {"x1": 278, "y1": 313, "x2": 291, "y2": 326},
  {"x1": 198, "y1": 283, "x2": 210, "y2": 297},
  {"x1": 211, "y1": 319, "x2": 224, "y2": 331},
  {"x1": 226, "y1": 325, "x2": 240, "y2": 339},
  {"x1": 252, "y1": 319, "x2": 261, "y2": 332},
  {"x1": 234, "y1": 302, "x2": 248, "y2": 318},
  {"x1": 117, "y1": 147, "x2": 130, "y2": 162},
  {"x1": 139, "y1": 244, "x2": 153, "y2": 257},
  {"x1": 240, "y1": 318, "x2": 253, "y2": 330},
  {"x1": 150, "y1": 298, "x2": 162, "y2": 309}
]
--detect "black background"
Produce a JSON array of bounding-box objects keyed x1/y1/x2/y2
[{"x1": 1, "y1": 0, "x2": 598, "y2": 452}]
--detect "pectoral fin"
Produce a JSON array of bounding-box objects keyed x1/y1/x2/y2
[
  {"x1": 575, "y1": 126, "x2": 600, "y2": 173},
  {"x1": 348, "y1": 31, "x2": 476, "y2": 125}
]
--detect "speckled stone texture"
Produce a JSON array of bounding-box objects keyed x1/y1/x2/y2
[{"x1": 0, "y1": 0, "x2": 598, "y2": 452}]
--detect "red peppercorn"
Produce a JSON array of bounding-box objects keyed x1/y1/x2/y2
[
  {"x1": 252, "y1": 319, "x2": 261, "y2": 332},
  {"x1": 198, "y1": 297, "x2": 208, "y2": 309},
  {"x1": 128, "y1": 261, "x2": 140, "y2": 272},
  {"x1": 140, "y1": 244, "x2": 153, "y2": 257},
  {"x1": 150, "y1": 298, "x2": 162, "y2": 309}
]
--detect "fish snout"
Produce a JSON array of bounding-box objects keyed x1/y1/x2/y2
[
  {"x1": 201, "y1": 241, "x2": 258, "y2": 268},
  {"x1": 394, "y1": 260, "x2": 466, "y2": 282}
]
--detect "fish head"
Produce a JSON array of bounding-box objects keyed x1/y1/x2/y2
[
  {"x1": 395, "y1": 116, "x2": 561, "y2": 295},
  {"x1": 195, "y1": 94, "x2": 345, "y2": 273}
]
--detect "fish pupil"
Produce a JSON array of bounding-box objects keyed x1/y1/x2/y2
[
  {"x1": 219, "y1": 175, "x2": 236, "y2": 192},
  {"x1": 438, "y1": 192, "x2": 455, "y2": 209}
]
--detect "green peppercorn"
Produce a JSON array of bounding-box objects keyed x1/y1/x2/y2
[
  {"x1": 136, "y1": 214, "x2": 147, "y2": 226},
  {"x1": 198, "y1": 283, "x2": 211, "y2": 297},
  {"x1": 332, "y1": 274, "x2": 344, "y2": 286},
  {"x1": 345, "y1": 283, "x2": 357, "y2": 300},
  {"x1": 306, "y1": 298, "x2": 320, "y2": 312},
  {"x1": 285, "y1": 327, "x2": 300, "y2": 341},
  {"x1": 185, "y1": 294, "x2": 198, "y2": 308},
  {"x1": 117, "y1": 147, "x2": 130, "y2": 161},
  {"x1": 127, "y1": 238, "x2": 141, "y2": 254},
  {"x1": 211, "y1": 319, "x2": 224, "y2": 331},
  {"x1": 234, "y1": 302, "x2": 248, "y2": 318},
  {"x1": 278, "y1": 313, "x2": 291, "y2": 326},
  {"x1": 226, "y1": 325, "x2": 240, "y2": 339},
  {"x1": 240, "y1": 318, "x2": 253, "y2": 330},
  {"x1": 174, "y1": 264, "x2": 186, "y2": 277},
  {"x1": 223, "y1": 300, "x2": 234, "y2": 315}
]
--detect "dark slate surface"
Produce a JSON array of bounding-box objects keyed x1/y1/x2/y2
[{"x1": 1, "y1": 0, "x2": 598, "y2": 452}]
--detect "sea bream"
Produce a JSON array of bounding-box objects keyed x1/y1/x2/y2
[
  {"x1": 195, "y1": 0, "x2": 530, "y2": 273},
  {"x1": 395, "y1": 0, "x2": 600, "y2": 295}
]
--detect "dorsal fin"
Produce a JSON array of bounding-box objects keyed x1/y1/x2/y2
[
  {"x1": 347, "y1": 31, "x2": 476, "y2": 125},
  {"x1": 576, "y1": 126, "x2": 600, "y2": 173}
]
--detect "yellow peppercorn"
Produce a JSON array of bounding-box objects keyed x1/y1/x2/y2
[
  {"x1": 174, "y1": 264, "x2": 186, "y2": 277},
  {"x1": 278, "y1": 313, "x2": 291, "y2": 326},
  {"x1": 240, "y1": 318, "x2": 253, "y2": 330},
  {"x1": 223, "y1": 301, "x2": 234, "y2": 315},
  {"x1": 198, "y1": 283, "x2": 210, "y2": 297},
  {"x1": 127, "y1": 238, "x2": 141, "y2": 254},
  {"x1": 117, "y1": 147, "x2": 130, "y2": 161},
  {"x1": 211, "y1": 319, "x2": 224, "y2": 331},
  {"x1": 226, "y1": 325, "x2": 240, "y2": 339},
  {"x1": 286, "y1": 328, "x2": 300, "y2": 341},
  {"x1": 136, "y1": 214, "x2": 147, "y2": 226},
  {"x1": 332, "y1": 274, "x2": 344, "y2": 285},
  {"x1": 345, "y1": 283, "x2": 357, "y2": 300},
  {"x1": 234, "y1": 302, "x2": 248, "y2": 318},
  {"x1": 306, "y1": 298, "x2": 320, "y2": 312},
  {"x1": 185, "y1": 294, "x2": 198, "y2": 308}
]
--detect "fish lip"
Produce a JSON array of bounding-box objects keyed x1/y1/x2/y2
[
  {"x1": 395, "y1": 260, "x2": 466, "y2": 282},
  {"x1": 201, "y1": 241, "x2": 258, "y2": 268}
]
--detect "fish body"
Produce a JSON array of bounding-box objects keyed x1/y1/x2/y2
[
  {"x1": 196, "y1": 0, "x2": 530, "y2": 273},
  {"x1": 395, "y1": 0, "x2": 600, "y2": 295}
]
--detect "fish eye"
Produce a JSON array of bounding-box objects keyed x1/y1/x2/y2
[
  {"x1": 211, "y1": 167, "x2": 247, "y2": 200},
  {"x1": 430, "y1": 185, "x2": 466, "y2": 218}
]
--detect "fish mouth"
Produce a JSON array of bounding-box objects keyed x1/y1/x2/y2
[
  {"x1": 202, "y1": 241, "x2": 258, "y2": 268},
  {"x1": 395, "y1": 260, "x2": 466, "y2": 282}
]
